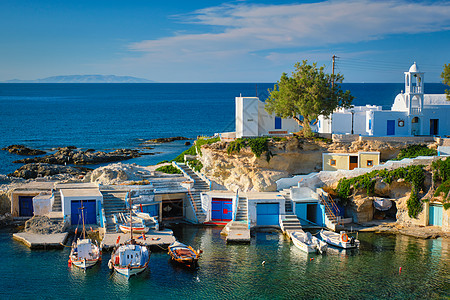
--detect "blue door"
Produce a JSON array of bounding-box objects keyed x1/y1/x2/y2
[
  {"x1": 275, "y1": 117, "x2": 282, "y2": 129},
  {"x1": 429, "y1": 204, "x2": 443, "y2": 226},
  {"x1": 19, "y1": 196, "x2": 34, "y2": 217},
  {"x1": 211, "y1": 198, "x2": 233, "y2": 221},
  {"x1": 257, "y1": 203, "x2": 279, "y2": 226},
  {"x1": 387, "y1": 120, "x2": 395, "y2": 135},
  {"x1": 142, "y1": 203, "x2": 159, "y2": 217},
  {"x1": 71, "y1": 200, "x2": 97, "y2": 225}
]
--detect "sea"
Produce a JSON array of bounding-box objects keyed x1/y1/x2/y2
[
  {"x1": 0, "y1": 83, "x2": 447, "y2": 176},
  {"x1": 0, "y1": 83, "x2": 449, "y2": 298},
  {"x1": 0, "y1": 226, "x2": 449, "y2": 299}
]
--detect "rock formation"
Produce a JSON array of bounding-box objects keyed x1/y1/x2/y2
[
  {"x1": 8, "y1": 163, "x2": 90, "y2": 179},
  {"x1": 198, "y1": 137, "x2": 431, "y2": 192},
  {"x1": 13, "y1": 147, "x2": 144, "y2": 165},
  {"x1": 24, "y1": 215, "x2": 66, "y2": 234},
  {"x1": 85, "y1": 163, "x2": 154, "y2": 185},
  {"x1": 2, "y1": 144, "x2": 46, "y2": 155}
]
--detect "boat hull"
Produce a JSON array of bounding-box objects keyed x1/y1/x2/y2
[
  {"x1": 119, "y1": 224, "x2": 149, "y2": 234},
  {"x1": 69, "y1": 239, "x2": 101, "y2": 270},
  {"x1": 168, "y1": 242, "x2": 200, "y2": 267},
  {"x1": 70, "y1": 257, "x2": 100, "y2": 269},
  {"x1": 113, "y1": 263, "x2": 148, "y2": 277},
  {"x1": 109, "y1": 242, "x2": 150, "y2": 278},
  {"x1": 320, "y1": 230, "x2": 359, "y2": 249}
]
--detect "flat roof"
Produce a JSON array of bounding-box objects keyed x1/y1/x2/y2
[
  {"x1": 55, "y1": 182, "x2": 99, "y2": 189},
  {"x1": 205, "y1": 190, "x2": 284, "y2": 200},
  {"x1": 60, "y1": 188, "x2": 102, "y2": 198}
]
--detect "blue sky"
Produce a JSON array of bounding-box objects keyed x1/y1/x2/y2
[{"x1": 1, "y1": 0, "x2": 450, "y2": 83}]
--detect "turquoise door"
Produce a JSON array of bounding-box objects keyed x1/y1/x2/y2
[
  {"x1": 257, "y1": 203, "x2": 279, "y2": 226},
  {"x1": 429, "y1": 204, "x2": 443, "y2": 226}
]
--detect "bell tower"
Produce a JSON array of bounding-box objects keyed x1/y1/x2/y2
[{"x1": 404, "y1": 62, "x2": 424, "y2": 115}]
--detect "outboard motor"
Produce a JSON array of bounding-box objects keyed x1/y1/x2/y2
[{"x1": 350, "y1": 236, "x2": 355, "y2": 246}]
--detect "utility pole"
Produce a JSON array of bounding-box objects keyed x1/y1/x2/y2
[{"x1": 332, "y1": 54, "x2": 336, "y2": 88}]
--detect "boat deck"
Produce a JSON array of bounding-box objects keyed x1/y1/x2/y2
[
  {"x1": 13, "y1": 232, "x2": 69, "y2": 249},
  {"x1": 102, "y1": 229, "x2": 176, "y2": 251}
]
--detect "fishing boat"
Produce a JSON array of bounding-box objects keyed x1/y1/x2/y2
[
  {"x1": 69, "y1": 201, "x2": 102, "y2": 270},
  {"x1": 168, "y1": 241, "x2": 201, "y2": 267},
  {"x1": 119, "y1": 222, "x2": 149, "y2": 234},
  {"x1": 290, "y1": 231, "x2": 327, "y2": 254},
  {"x1": 108, "y1": 193, "x2": 150, "y2": 278},
  {"x1": 319, "y1": 229, "x2": 360, "y2": 249}
]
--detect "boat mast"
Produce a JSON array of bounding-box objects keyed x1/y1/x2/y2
[
  {"x1": 129, "y1": 192, "x2": 133, "y2": 240},
  {"x1": 81, "y1": 199, "x2": 86, "y2": 239}
]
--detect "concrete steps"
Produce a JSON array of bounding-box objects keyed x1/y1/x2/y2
[
  {"x1": 235, "y1": 197, "x2": 248, "y2": 222},
  {"x1": 280, "y1": 214, "x2": 303, "y2": 235},
  {"x1": 176, "y1": 163, "x2": 211, "y2": 223},
  {"x1": 222, "y1": 221, "x2": 250, "y2": 243},
  {"x1": 52, "y1": 191, "x2": 62, "y2": 212},
  {"x1": 100, "y1": 191, "x2": 128, "y2": 233}
]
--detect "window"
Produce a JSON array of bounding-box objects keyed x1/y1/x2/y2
[
  {"x1": 368, "y1": 119, "x2": 372, "y2": 130},
  {"x1": 275, "y1": 117, "x2": 282, "y2": 129},
  {"x1": 367, "y1": 160, "x2": 373, "y2": 167},
  {"x1": 330, "y1": 159, "x2": 336, "y2": 166}
]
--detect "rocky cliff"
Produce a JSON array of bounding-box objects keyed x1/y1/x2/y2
[{"x1": 198, "y1": 137, "x2": 433, "y2": 192}]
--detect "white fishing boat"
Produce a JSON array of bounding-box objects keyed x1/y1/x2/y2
[
  {"x1": 319, "y1": 229, "x2": 360, "y2": 249},
  {"x1": 108, "y1": 240, "x2": 150, "y2": 277},
  {"x1": 108, "y1": 192, "x2": 150, "y2": 278},
  {"x1": 69, "y1": 201, "x2": 102, "y2": 270},
  {"x1": 290, "y1": 231, "x2": 327, "y2": 254}
]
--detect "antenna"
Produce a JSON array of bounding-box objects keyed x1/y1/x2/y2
[{"x1": 332, "y1": 54, "x2": 339, "y2": 88}]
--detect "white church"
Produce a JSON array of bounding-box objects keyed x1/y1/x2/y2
[
  {"x1": 317, "y1": 62, "x2": 449, "y2": 137},
  {"x1": 232, "y1": 62, "x2": 449, "y2": 139}
]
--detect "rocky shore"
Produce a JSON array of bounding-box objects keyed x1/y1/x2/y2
[
  {"x1": 13, "y1": 147, "x2": 147, "y2": 165},
  {"x1": 2, "y1": 145, "x2": 46, "y2": 155},
  {"x1": 8, "y1": 163, "x2": 91, "y2": 179}
]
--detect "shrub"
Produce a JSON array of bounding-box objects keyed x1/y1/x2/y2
[
  {"x1": 227, "y1": 137, "x2": 273, "y2": 161},
  {"x1": 155, "y1": 165, "x2": 182, "y2": 174},
  {"x1": 395, "y1": 144, "x2": 437, "y2": 160},
  {"x1": 189, "y1": 159, "x2": 203, "y2": 172}
]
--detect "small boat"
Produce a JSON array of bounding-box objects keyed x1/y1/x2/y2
[
  {"x1": 319, "y1": 229, "x2": 360, "y2": 249},
  {"x1": 69, "y1": 238, "x2": 102, "y2": 270},
  {"x1": 119, "y1": 223, "x2": 149, "y2": 234},
  {"x1": 69, "y1": 201, "x2": 101, "y2": 270},
  {"x1": 108, "y1": 192, "x2": 150, "y2": 278},
  {"x1": 168, "y1": 241, "x2": 201, "y2": 267},
  {"x1": 108, "y1": 239, "x2": 150, "y2": 278},
  {"x1": 290, "y1": 231, "x2": 327, "y2": 254}
]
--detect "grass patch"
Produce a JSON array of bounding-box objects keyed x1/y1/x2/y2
[{"x1": 188, "y1": 159, "x2": 203, "y2": 172}]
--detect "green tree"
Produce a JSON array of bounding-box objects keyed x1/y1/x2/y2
[
  {"x1": 265, "y1": 60, "x2": 353, "y2": 137},
  {"x1": 441, "y1": 63, "x2": 450, "y2": 101}
]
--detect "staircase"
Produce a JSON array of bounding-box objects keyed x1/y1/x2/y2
[
  {"x1": 319, "y1": 193, "x2": 342, "y2": 231},
  {"x1": 235, "y1": 197, "x2": 248, "y2": 222},
  {"x1": 280, "y1": 190, "x2": 302, "y2": 235},
  {"x1": 100, "y1": 190, "x2": 128, "y2": 233},
  {"x1": 175, "y1": 163, "x2": 210, "y2": 223},
  {"x1": 52, "y1": 190, "x2": 62, "y2": 212}
]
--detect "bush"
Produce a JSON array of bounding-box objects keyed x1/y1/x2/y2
[
  {"x1": 155, "y1": 165, "x2": 182, "y2": 174},
  {"x1": 227, "y1": 137, "x2": 273, "y2": 161},
  {"x1": 189, "y1": 159, "x2": 203, "y2": 172},
  {"x1": 395, "y1": 144, "x2": 437, "y2": 160}
]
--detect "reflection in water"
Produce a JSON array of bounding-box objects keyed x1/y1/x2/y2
[{"x1": 0, "y1": 227, "x2": 448, "y2": 299}]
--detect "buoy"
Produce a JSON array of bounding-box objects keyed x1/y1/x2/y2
[
  {"x1": 68, "y1": 259, "x2": 72, "y2": 267},
  {"x1": 399, "y1": 267, "x2": 402, "y2": 275},
  {"x1": 262, "y1": 261, "x2": 266, "y2": 265},
  {"x1": 310, "y1": 258, "x2": 314, "y2": 261}
]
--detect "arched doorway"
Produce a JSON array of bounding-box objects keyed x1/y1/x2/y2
[{"x1": 411, "y1": 117, "x2": 420, "y2": 136}]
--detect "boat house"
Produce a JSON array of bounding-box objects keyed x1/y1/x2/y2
[{"x1": 322, "y1": 151, "x2": 380, "y2": 171}]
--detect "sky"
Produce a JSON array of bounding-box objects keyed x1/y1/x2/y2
[{"x1": 1, "y1": 0, "x2": 450, "y2": 83}]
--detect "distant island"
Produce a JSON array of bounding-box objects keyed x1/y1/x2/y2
[{"x1": 3, "y1": 75, "x2": 154, "y2": 83}]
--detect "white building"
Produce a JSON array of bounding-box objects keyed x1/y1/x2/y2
[
  {"x1": 235, "y1": 96, "x2": 300, "y2": 138},
  {"x1": 317, "y1": 62, "x2": 449, "y2": 137}
]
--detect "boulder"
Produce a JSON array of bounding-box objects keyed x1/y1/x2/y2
[
  {"x1": 144, "y1": 136, "x2": 190, "y2": 143},
  {"x1": 86, "y1": 163, "x2": 154, "y2": 185}
]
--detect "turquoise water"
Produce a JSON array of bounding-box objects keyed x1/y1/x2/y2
[{"x1": 1, "y1": 225, "x2": 448, "y2": 299}]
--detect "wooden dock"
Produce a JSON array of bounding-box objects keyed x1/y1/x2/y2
[
  {"x1": 13, "y1": 232, "x2": 69, "y2": 249},
  {"x1": 102, "y1": 229, "x2": 176, "y2": 251}
]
